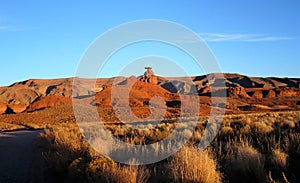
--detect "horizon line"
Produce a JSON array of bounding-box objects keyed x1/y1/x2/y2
[{"x1": 1, "y1": 72, "x2": 299, "y2": 87}]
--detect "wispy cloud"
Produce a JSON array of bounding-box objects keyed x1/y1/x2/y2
[
  {"x1": 244, "y1": 36, "x2": 293, "y2": 42},
  {"x1": 0, "y1": 25, "x2": 31, "y2": 32},
  {"x1": 198, "y1": 33, "x2": 293, "y2": 42}
]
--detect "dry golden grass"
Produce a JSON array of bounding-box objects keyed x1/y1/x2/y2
[
  {"x1": 266, "y1": 148, "x2": 289, "y2": 182},
  {"x1": 33, "y1": 110, "x2": 300, "y2": 182},
  {"x1": 101, "y1": 160, "x2": 150, "y2": 183},
  {"x1": 286, "y1": 133, "x2": 300, "y2": 182},
  {"x1": 271, "y1": 149, "x2": 288, "y2": 170},
  {"x1": 221, "y1": 126, "x2": 234, "y2": 134},
  {"x1": 168, "y1": 146, "x2": 222, "y2": 183},
  {"x1": 40, "y1": 123, "x2": 90, "y2": 173},
  {"x1": 0, "y1": 122, "x2": 26, "y2": 132},
  {"x1": 84, "y1": 156, "x2": 116, "y2": 182},
  {"x1": 253, "y1": 121, "x2": 274, "y2": 133},
  {"x1": 40, "y1": 122, "x2": 151, "y2": 183},
  {"x1": 225, "y1": 143, "x2": 267, "y2": 183}
]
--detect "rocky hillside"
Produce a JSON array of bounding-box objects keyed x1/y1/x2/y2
[{"x1": 0, "y1": 71, "x2": 299, "y2": 115}]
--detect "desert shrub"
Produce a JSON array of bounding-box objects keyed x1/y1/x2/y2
[
  {"x1": 287, "y1": 134, "x2": 300, "y2": 182},
  {"x1": 271, "y1": 149, "x2": 288, "y2": 170},
  {"x1": 101, "y1": 160, "x2": 150, "y2": 183},
  {"x1": 244, "y1": 117, "x2": 253, "y2": 126},
  {"x1": 68, "y1": 157, "x2": 89, "y2": 182},
  {"x1": 266, "y1": 149, "x2": 288, "y2": 182},
  {"x1": 85, "y1": 155, "x2": 116, "y2": 182},
  {"x1": 240, "y1": 124, "x2": 252, "y2": 134},
  {"x1": 168, "y1": 145, "x2": 222, "y2": 183},
  {"x1": 191, "y1": 129, "x2": 202, "y2": 142},
  {"x1": 40, "y1": 123, "x2": 90, "y2": 174},
  {"x1": 282, "y1": 120, "x2": 296, "y2": 129},
  {"x1": 221, "y1": 126, "x2": 234, "y2": 134},
  {"x1": 225, "y1": 143, "x2": 267, "y2": 183},
  {"x1": 37, "y1": 110, "x2": 300, "y2": 182},
  {"x1": 41, "y1": 122, "x2": 150, "y2": 183},
  {"x1": 253, "y1": 121, "x2": 273, "y2": 134}
]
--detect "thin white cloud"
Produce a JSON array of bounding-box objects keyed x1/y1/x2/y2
[
  {"x1": 245, "y1": 36, "x2": 293, "y2": 42},
  {"x1": 0, "y1": 25, "x2": 31, "y2": 32},
  {"x1": 198, "y1": 33, "x2": 293, "y2": 42}
]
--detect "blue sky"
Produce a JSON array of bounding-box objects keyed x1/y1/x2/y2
[{"x1": 0, "y1": 1, "x2": 299, "y2": 86}]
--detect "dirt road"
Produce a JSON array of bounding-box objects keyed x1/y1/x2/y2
[{"x1": 0, "y1": 130, "x2": 48, "y2": 183}]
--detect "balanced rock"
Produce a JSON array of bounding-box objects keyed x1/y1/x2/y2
[{"x1": 139, "y1": 67, "x2": 158, "y2": 84}]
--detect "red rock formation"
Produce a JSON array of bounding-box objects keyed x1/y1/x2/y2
[
  {"x1": 265, "y1": 89, "x2": 276, "y2": 98},
  {"x1": 252, "y1": 90, "x2": 263, "y2": 98},
  {"x1": 27, "y1": 96, "x2": 72, "y2": 111},
  {"x1": 276, "y1": 88, "x2": 298, "y2": 97},
  {"x1": 0, "y1": 103, "x2": 7, "y2": 114},
  {"x1": 227, "y1": 87, "x2": 249, "y2": 98},
  {"x1": 139, "y1": 67, "x2": 158, "y2": 84},
  {"x1": 0, "y1": 72, "x2": 300, "y2": 116},
  {"x1": 8, "y1": 104, "x2": 27, "y2": 113}
]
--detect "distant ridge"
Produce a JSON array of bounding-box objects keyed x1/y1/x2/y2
[{"x1": 0, "y1": 73, "x2": 299, "y2": 115}]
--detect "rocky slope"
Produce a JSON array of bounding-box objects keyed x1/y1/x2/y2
[{"x1": 0, "y1": 72, "x2": 299, "y2": 115}]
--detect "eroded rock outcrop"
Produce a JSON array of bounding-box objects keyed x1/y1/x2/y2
[
  {"x1": 265, "y1": 89, "x2": 276, "y2": 98},
  {"x1": 27, "y1": 95, "x2": 72, "y2": 111},
  {"x1": 252, "y1": 90, "x2": 263, "y2": 98},
  {"x1": 276, "y1": 88, "x2": 298, "y2": 97},
  {"x1": 227, "y1": 86, "x2": 249, "y2": 98},
  {"x1": 139, "y1": 67, "x2": 158, "y2": 84}
]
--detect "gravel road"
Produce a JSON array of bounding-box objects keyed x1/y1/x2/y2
[{"x1": 0, "y1": 130, "x2": 48, "y2": 183}]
